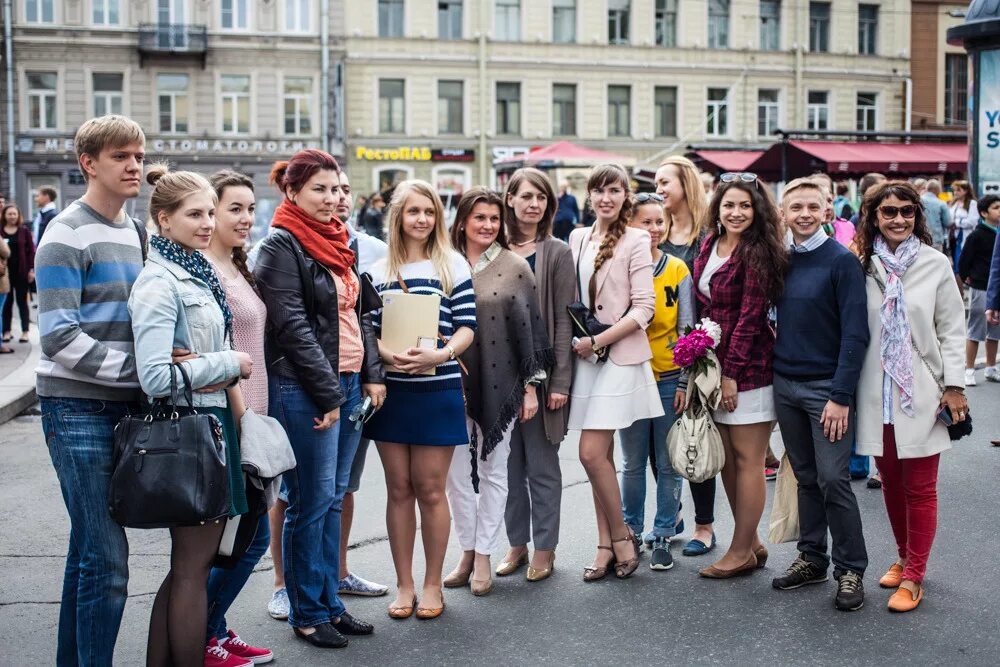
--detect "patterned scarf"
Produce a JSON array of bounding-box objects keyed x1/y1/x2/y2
[
  {"x1": 150, "y1": 234, "x2": 232, "y2": 338},
  {"x1": 874, "y1": 234, "x2": 920, "y2": 422}
]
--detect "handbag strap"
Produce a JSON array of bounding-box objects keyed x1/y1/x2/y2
[
  {"x1": 870, "y1": 270, "x2": 946, "y2": 395},
  {"x1": 395, "y1": 272, "x2": 469, "y2": 375},
  {"x1": 575, "y1": 230, "x2": 590, "y2": 303}
]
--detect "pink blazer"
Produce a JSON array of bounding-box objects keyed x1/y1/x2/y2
[{"x1": 568, "y1": 226, "x2": 656, "y2": 366}]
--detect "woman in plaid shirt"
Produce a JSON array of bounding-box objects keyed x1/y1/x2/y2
[{"x1": 693, "y1": 174, "x2": 788, "y2": 579}]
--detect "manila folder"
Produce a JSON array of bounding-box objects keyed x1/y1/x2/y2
[{"x1": 381, "y1": 292, "x2": 441, "y2": 376}]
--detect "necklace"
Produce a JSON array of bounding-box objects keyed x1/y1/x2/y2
[{"x1": 511, "y1": 238, "x2": 536, "y2": 248}]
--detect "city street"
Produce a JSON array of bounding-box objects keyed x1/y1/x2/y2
[{"x1": 1, "y1": 384, "x2": 998, "y2": 666}]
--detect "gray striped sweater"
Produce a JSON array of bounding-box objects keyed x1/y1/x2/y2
[{"x1": 34, "y1": 200, "x2": 144, "y2": 401}]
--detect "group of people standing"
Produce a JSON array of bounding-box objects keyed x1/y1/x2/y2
[{"x1": 32, "y1": 113, "x2": 973, "y2": 667}]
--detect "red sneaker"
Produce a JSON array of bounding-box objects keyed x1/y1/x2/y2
[
  {"x1": 204, "y1": 638, "x2": 252, "y2": 667},
  {"x1": 220, "y1": 630, "x2": 274, "y2": 665}
]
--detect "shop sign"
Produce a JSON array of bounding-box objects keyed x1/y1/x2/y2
[
  {"x1": 356, "y1": 146, "x2": 432, "y2": 161},
  {"x1": 492, "y1": 146, "x2": 531, "y2": 162},
  {"x1": 432, "y1": 148, "x2": 475, "y2": 162},
  {"x1": 29, "y1": 136, "x2": 319, "y2": 155}
]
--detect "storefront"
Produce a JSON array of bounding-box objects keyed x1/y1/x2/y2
[{"x1": 12, "y1": 134, "x2": 334, "y2": 243}]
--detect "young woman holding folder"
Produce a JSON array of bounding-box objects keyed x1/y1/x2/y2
[
  {"x1": 254, "y1": 149, "x2": 384, "y2": 649},
  {"x1": 363, "y1": 179, "x2": 477, "y2": 620}
]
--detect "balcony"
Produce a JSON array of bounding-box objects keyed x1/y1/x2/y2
[{"x1": 138, "y1": 23, "x2": 208, "y2": 68}]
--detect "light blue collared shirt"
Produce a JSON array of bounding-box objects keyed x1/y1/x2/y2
[{"x1": 788, "y1": 227, "x2": 829, "y2": 253}]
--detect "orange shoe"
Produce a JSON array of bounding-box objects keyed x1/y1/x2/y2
[
  {"x1": 879, "y1": 562, "x2": 904, "y2": 588},
  {"x1": 888, "y1": 583, "x2": 923, "y2": 612}
]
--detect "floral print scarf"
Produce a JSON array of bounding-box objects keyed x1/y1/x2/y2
[{"x1": 874, "y1": 234, "x2": 921, "y2": 423}]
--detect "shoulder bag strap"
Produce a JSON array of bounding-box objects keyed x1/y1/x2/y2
[
  {"x1": 132, "y1": 218, "x2": 148, "y2": 264},
  {"x1": 395, "y1": 272, "x2": 469, "y2": 375}
]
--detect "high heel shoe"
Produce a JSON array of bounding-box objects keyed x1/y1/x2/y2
[
  {"x1": 495, "y1": 551, "x2": 528, "y2": 577},
  {"x1": 526, "y1": 552, "x2": 556, "y2": 582},
  {"x1": 612, "y1": 533, "x2": 639, "y2": 579},
  {"x1": 583, "y1": 546, "x2": 613, "y2": 582}
]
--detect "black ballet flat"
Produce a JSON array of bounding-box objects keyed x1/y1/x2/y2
[
  {"x1": 333, "y1": 611, "x2": 374, "y2": 636},
  {"x1": 293, "y1": 623, "x2": 348, "y2": 648}
]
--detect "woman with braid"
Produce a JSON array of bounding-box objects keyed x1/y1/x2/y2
[{"x1": 567, "y1": 164, "x2": 660, "y2": 582}]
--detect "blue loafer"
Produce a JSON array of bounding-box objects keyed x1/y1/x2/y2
[{"x1": 682, "y1": 533, "x2": 717, "y2": 557}]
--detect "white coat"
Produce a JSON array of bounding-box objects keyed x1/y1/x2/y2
[{"x1": 856, "y1": 244, "x2": 965, "y2": 459}]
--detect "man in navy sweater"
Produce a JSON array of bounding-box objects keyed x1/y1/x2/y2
[{"x1": 771, "y1": 177, "x2": 870, "y2": 612}]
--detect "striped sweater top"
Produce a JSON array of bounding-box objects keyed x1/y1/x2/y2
[
  {"x1": 34, "y1": 200, "x2": 145, "y2": 401},
  {"x1": 370, "y1": 252, "x2": 477, "y2": 391}
]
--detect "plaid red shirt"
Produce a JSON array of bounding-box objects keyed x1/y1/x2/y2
[{"x1": 693, "y1": 235, "x2": 775, "y2": 392}]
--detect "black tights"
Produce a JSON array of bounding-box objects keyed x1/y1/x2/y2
[{"x1": 147, "y1": 521, "x2": 225, "y2": 667}]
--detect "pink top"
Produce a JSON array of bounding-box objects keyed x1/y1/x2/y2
[
  {"x1": 332, "y1": 271, "x2": 363, "y2": 373},
  {"x1": 216, "y1": 266, "x2": 269, "y2": 414},
  {"x1": 831, "y1": 219, "x2": 856, "y2": 247}
]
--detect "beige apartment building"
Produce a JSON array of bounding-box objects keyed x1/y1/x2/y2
[
  {"x1": 343, "y1": 0, "x2": 914, "y2": 198},
  {"x1": 2, "y1": 0, "x2": 341, "y2": 227}
]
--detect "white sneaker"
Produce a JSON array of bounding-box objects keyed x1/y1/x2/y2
[
  {"x1": 986, "y1": 366, "x2": 1000, "y2": 383},
  {"x1": 965, "y1": 368, "x2": 977, "y2": 386}
]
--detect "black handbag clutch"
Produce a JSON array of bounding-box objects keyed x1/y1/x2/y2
[
  {"x1": 359, "y1": 271, "x2": 383, "y2": 315},
  {"x1": 566, "y1": 231, "x2": 612, "y2": 362},
  {"x1": 108, "y1": 364, "x2": 232, "y2": 529}
]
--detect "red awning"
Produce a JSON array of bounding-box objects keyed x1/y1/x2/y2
[
  {"x1": 748, "y1": 141, "x2": 969, "y2": 179},
  {"x1": 493, "y1": 140, "x2": 634, "y2": 170},
  {"x1": 688, "y1": 150, "x2": 765, "y2": 173}
]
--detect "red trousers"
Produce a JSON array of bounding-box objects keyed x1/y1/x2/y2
[{"x1": 875, "y1": 425, "x2": 940, "y2": 583}]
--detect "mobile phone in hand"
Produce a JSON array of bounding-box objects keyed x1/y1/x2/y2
[{"x1": 936, "y1": 405, "x2": 953, "y2": 426}]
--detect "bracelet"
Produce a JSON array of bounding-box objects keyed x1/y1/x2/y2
[{"x1": 445, "y1": 344, "x2": 456, "y2": 361}]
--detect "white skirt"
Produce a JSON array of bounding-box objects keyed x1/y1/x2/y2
[
  {"x1": 567, "y1": 358, "x2": 664, "y2": 430},
  {"x1": 713, "y1": 385, "x2": 776, "y2": 426}
]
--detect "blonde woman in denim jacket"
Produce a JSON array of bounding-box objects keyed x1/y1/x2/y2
[{"x1": 129, "y1": 165, "x2": 253, "y2": 667}]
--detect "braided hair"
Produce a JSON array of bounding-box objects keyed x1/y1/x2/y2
[
  {"x1": 586, "y1": 164, "x2": 633, "y2": 301},
  {"x1": 208, "y1": 170, "x2": 257, "y2": 288}
]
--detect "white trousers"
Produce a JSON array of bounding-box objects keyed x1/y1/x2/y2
[{"x1": 447, "y1": 417, "x2": 513, "y2": 555}]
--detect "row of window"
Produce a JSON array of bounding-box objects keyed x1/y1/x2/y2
[
  {"x1": 24, "y1": 71, "x2": 316, "y2": 136},
  {"x1": 378, "y1": 0, "x2": 882, "y2": 54},
  {"x1": 23, "y1": 0, "x2": 316, "y2": 33},
  {"x1": 377, "y1": 79, "x2": 887, "y2": 139}
]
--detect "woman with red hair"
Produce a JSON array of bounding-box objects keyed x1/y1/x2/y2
[{"x1": 254, "y1": 150, "x2": 386, "y2": 649}]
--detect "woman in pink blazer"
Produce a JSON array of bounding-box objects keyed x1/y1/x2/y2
[{"x1": 567, "y1": 164, "x2": 662, "y2": 582}]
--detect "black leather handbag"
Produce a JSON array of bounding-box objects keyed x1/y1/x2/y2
[
  {"x1": 566, "y1": 231, "x2": 612, "y2": 362},
  {"x1": 108, "y1": 364, "x2": 232, "y2": 528}
]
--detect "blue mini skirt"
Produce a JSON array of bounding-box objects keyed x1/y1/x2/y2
[{"x1": 363, "y1": 378, "x2": 468, "y2": 446}]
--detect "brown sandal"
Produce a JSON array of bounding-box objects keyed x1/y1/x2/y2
[
  {"x1": 612, "y1": 533, "x2": 639, "y2": 579},
  {"x1": 583, "y1": 546, "x2": 613, "y2": 582}
]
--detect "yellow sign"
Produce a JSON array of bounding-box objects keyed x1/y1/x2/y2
[{"x1": 355, "y1": 146, "x2": 432, "y2": 161}]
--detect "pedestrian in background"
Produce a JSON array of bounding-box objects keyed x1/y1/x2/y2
[
  {"x1": 855, "y1": 181, "x2": 967, "y2": 613},
  {"x1": 255, "y1": 150, "x2": 382, "y2": 648},
  {"x1": 569, "y1": 164, "x2": 659, "y2": 582},
  {"x1": 653, "y1": 155, "x2": 718, "y2": 557},
  {"x1": 950, "y1": 180, "x2": 978, "y2": 266},
  {"x1": 553, "y1": 179, "x2": 580, "y2": 241},
  {"x1": 33, "y1": 186, "x2": 59, "y2": 242},
  {"x1": 849, "y1": 173, "x2": 887, "y2": 227},
  {"x1": 0, "y1": 232, "x2": 12, "y2": 354},
  {"x1": 498, "y1": 168, "x2": 574, "y2": 583},
  {"x1": 35, "y1": 115, "x2": 147, "y2": 666},
  {"x1": 958, "y1": 193, "x2": 1000, "y2": 386},
  {"x1": 445, "y1": 187, "x2": 552, "y2": 595},
  {"x1": 363, "y1": 179, "x2": 477, "y2": 620},
  {"x1": 693, "y1": 172, "x2": 787, "y2": 579},
  {"x1": 617, "y1": 193, "x2": 693, "y2": 571},
  {"x1": 918, "y1": 179, "x2": 952, "y2": 255},
  {"x1": 1, "y1": 204, "x2": 34, "y2": 343},
  {"x1": 361, "y1": 192, "x2": 386, "y2": 240},
  {"x1": 201, "y1": 170, "x2": 274, "y2": 667},
  {"x1": 771, "y1": 178, "x2": 869, "y2": 611}
]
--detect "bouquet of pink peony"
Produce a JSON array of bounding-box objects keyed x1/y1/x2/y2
[{"x1": 673, "y1": 318, "x2": 722, "y2": 377}]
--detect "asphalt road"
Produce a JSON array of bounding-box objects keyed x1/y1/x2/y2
[{"x1": 1, "y1": 382, "x2": 999, "y2": 666}]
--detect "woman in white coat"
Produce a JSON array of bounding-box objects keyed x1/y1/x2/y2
[{"x1": 854, "y1": 181, "x2": 968, "y2": 613}]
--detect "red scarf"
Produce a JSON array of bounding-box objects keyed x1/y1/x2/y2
[{"x1": 271, "y1": 199, "x2": 355, "y2": 277}]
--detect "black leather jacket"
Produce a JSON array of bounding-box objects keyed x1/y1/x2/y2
[{"x1": 254, "y1": 229, "x2": 385, "y2": 413}]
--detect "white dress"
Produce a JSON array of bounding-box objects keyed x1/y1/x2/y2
[
  {"x1": 701, "y1": 241, "x2": 776, "y2": 426},
  {"x1": 567, "y1": 239, "x2": 664, "y2": 431}
]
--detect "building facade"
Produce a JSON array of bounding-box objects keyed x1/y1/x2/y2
[
  {"x1": 911, "y1": 1, "x2": 970, "y2": 131},
  {"x1": 342, "y1": 0, "x2": 913, "y2": 199},
  {"x1": 2, "y1": 0, "x2": 342, "y2": 229}
]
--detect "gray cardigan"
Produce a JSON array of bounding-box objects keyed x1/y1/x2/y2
[{"x1": 533, "y1": 237, "x2": 575, "y2": 445}]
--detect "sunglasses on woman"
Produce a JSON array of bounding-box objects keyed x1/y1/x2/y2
[
  {"x1": 634, "y1": 193, "x2": 665, "y2": 204},
  {"x1": 877, "y1": 204, "x2": 917, "y2": 220},
  {"x1": 719, "y1": 172, "x2": 758, "y2": 184}
]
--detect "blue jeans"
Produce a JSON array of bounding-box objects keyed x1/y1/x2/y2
[
  {"x1": 619, "y1": 376, "x2": 684, "y2": 541},
  {"x1": 40, "y1": 396, "x2": 138, "y2": 667},
  {"x1": 206, "y1": 512, "x2": 270, "y2": 641},
  {"x1": 269, "y1": 373, "x2": 362, "y2": 628}
]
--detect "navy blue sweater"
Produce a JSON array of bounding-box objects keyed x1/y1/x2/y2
[{"x1": 774, "y1": 239, "x2": 870, "y2": 406}]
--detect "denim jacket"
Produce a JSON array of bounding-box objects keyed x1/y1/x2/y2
[{"x1": 129, "y1": 246, "x2": 240, "y2": 407}]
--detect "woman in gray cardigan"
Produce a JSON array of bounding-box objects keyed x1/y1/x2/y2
[{"x1": 496, "y1": 168, "x2": 575, "y2": 582}]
